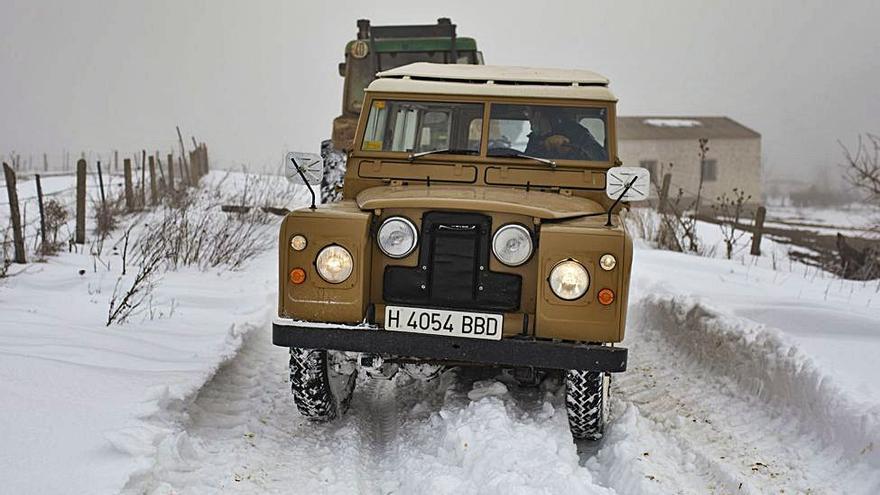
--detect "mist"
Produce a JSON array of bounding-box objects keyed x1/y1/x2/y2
[{"x1": 1, "y1": 0, "x2": 878, "y2": 180}]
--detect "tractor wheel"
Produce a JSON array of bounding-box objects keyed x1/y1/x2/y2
[{"x1": 320, "y1": 139, "x2": 347, "y2": 203}]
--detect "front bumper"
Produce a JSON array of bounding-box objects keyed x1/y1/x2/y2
[{"x1": 272, "y1": 318, "x2": 627, "y2": 372}]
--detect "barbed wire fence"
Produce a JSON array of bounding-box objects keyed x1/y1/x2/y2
[{"x1": 2, "y1": 136, "x2": 210, "y2": 276}]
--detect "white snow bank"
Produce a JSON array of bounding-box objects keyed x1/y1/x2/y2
[
  {"x1": 632, "y1": 289, "x2": 880, "y2": 469},
  {"x1": 0, "y1": 171, "x2": 294, "y2": 494}
]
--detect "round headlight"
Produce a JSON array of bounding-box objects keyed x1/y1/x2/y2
[
  {"x1": 290, "y1": 234, "x2": 307, "y2": 251},
  {"x1": 492, "y1": 224, "x2": 533, "y2": 267},
  {"x1": 599, "y1": 254, "x2": 617, "y2": 271},
  {"x1": 548, "y1": 260, "x2": 590, "y2": 301},
  {"x1": 315, "y1": 245, "x2": 353, "y2": 284},
  {"x1": 377, "y1": 217, "x2": 418, "y2": 258}
]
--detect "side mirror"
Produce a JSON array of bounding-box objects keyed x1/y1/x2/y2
[
  {"x1": 606, "y1": 166, "x2": 650, "y2": 202},
  {"x1": 285, "y1": 152, "x2": 324, "y2": 186}
]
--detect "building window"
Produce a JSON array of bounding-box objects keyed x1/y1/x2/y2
[
  {"x1": 701, "y1": 159, "x2": 717, "y2": 182},
  {"x1": 639, "y1": 160, "x2": 658, "y2": 183}
]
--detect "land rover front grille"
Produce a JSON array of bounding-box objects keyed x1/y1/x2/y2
[{"x1": 383, "y1": 212, "x2": 521, "y2": 312}]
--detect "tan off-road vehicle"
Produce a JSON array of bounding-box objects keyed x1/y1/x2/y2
[{"x1": 274, "y1": 63, "x2": 649, "y2": 440}]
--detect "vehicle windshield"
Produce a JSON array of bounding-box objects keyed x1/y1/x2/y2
[
  {"x1": 376, "y1": 50, "x2": 481, "y2": 70},
  {"x1": 361, "y1": 100, "x2": 483, "y2": 154},
  {"x1": 487, "y1": 104, "x2": 608, "y2": 162}
]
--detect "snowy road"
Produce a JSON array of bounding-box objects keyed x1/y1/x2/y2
[{"x1": 122, "y1": 295, "x2": 880, "y2": 495}]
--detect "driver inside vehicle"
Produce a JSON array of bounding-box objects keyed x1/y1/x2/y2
[{"x1": 524, "y1": 107, "x2": 607, "y2": 161}]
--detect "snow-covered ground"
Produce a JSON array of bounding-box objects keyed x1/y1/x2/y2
[
  {"x1": 766, "y1": 202, "x2": 879, "y2": 239},
  {"x1": 2, "y1": 177, "x2": 880, "y2": 494}
]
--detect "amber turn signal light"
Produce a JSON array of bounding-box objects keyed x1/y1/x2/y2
[
  {"x1": 597, "y1": 288, "x2": 615, "y2": 305},
  {"x1": 289, "y1": 267, "x2": 306, "y2": 285}
]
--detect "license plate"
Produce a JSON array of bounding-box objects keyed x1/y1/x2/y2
[{"x1": 384, "y1": 305, "x2": 503, "y2": 341}]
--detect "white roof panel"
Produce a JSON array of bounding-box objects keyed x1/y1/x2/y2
[
  {"x1": 366, "y1": 78, "x2": 616, "y2": 101},
  {"x1": 377, "y1": 62, "x2": 610, "y2": 86}
]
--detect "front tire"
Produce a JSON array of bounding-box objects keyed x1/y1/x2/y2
[
  {"x1": 565, "y1": 370, "x2": 609, "y2": 440},
  {"x1": 289, "y1": 348, "x2": 356, "y2": 421}
]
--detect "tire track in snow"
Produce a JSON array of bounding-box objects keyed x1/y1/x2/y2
[
  {"x1": 123, "y1": 324, "x2": 372, "y2": 494},
  {"x1": 587, "y1": 297, "x2": 880, "y2": 495},
  {"x1": 128, "y1": 324, "x2": 616, "y2": 494}
]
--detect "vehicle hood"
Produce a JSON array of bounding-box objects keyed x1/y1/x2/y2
[{"x1": 355, "y1": 185, "x2": 604, "y2": 220}]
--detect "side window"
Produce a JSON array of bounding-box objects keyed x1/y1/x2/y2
[{"x1": 702, "y1": 159, "x2": 718, "y2": 181}]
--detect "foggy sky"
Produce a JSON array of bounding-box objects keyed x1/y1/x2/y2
[{"x1": 1, "y1": 0, "x2": 878, "y2": 181}]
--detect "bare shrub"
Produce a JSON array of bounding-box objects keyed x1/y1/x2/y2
[
  {"x1": 841, "y1": 133, "x2": 880, "y2": 206},
  {"x1": 654, "y1": 187, "x2": 697, "y2": 253},
  {"x1": 624, "y1": 207, "x2": 658, "y2": 242},
  {"x1": 711, "y1": 188, "x2": 752, "y2": 259},
  {"x1": 836, "y1": 134, "x2": 880, "y2": 279},
  {"x1": 0, "y1": 226, "x2": 11, "y2": 278},
  {"x1": 93, "y1": 194, "x2": 125, "y2": 238},
  {"x1": 106, "y1": 229, "x2": 164, "y2": 326},
  {"x1": 41, "y1": 199, "x2": 69, "y2": 255},
  {"x1": 106, "y1": 171, "x2": 281, "y2": 324},
  {"x1": 135, "y1": 189, "x2": 274, "y2": 272},
  {"x1": 649, "y1": 155, "x2": 705, "y2": 254}
]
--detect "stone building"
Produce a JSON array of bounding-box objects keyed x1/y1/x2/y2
[{"x1": 617, "y1": 117, "x2": 762, "y2": 205}]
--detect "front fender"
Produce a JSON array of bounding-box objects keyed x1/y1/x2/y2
[{"x1": 278, "y1": 201, "x2": 373, "y2": 324}]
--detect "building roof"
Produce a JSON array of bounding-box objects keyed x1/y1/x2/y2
[
  {"x1": 369, "y1": 63, "x2": 616, "y2": 101},
  {"x1": 617, "y1": 116, "x2": 760, "y2": 140}
]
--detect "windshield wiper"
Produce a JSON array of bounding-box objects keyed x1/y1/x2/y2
[
  {"x1": 487, "y1": 148, "x2": 558, "y2": 168},
  {"x1": 509, "y1": 152, "x2": 557, "y2": 169},
  {"x1": 407, "y1": 148, "x2": 478, "y2": 161}
]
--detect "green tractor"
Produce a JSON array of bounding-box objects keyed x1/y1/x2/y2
[{"x1": 321, "y1": 18, "x2": 484, "y2": 202}]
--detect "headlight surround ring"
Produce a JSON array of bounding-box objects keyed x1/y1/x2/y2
[
  {"x1": 492, "y1": 223, "x2": 534, "y2": 267},
  {"x1": 377, "y1": 216, "x2": 418, "y2": 259},
  {"x1": 315, "y1": 245, "x2": 353, "y2": 284},
  {"x1": 548, "y1": 259, "x2": 590, "y2": 301}
]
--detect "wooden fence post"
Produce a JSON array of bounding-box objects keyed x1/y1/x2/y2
[
  {"x1": 658, "y1": 173, "x2": 672, "y2": 214},
  {"x1": 750, "y1": 206, "x2": 767, "y2": 256},
  {"x1": 75, "y1": 159, "x2": 86, "y2": 244},
  {"x1": 3, "y1": 163, "x2": 26, "y2": 263},
  {"x1": 189, "y1": 151, "x2": 198, "y2": 185},
  {"x1": 180, "y1": 157, "x2": 189, "y2": 188},
  {"x1": 201, "y1": 144, "x2": 209, "y2": 176},
  {"x1": 96, "y1": 160, "x2": 106, "y2": 207},
  {"x1": 114, "y1": 150, "x2": 119, "y2": 173},
  {"x1": 123, "y1": 158, "x2": 134, "y2": 211},
  {"x1": 43, "y1": 153, "x2": 49, "y2": 172},
  {"x1": 148, "y1": 155, "x2": 158, "y2": 205},
  {"x1": 155, "y1": 152, "x2": 166, "y2": 193},
  {"x1": 140, "y1": 150, "x2": 147, "y2": 207},
  {"x1": 35, "y1": 174, "x2": 48, "y2": 253},
  {"x1": 167, "y1": 153, "x2": 175, "y2": 191}
]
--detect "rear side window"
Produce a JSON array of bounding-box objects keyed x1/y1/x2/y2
[{"x1": 362, "y1": 100, "x2": 484, "y2": 155}]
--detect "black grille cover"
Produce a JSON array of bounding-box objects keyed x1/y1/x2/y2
[{"x1": 383, "y1": 212, "x2": 521, "y2": 311}]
